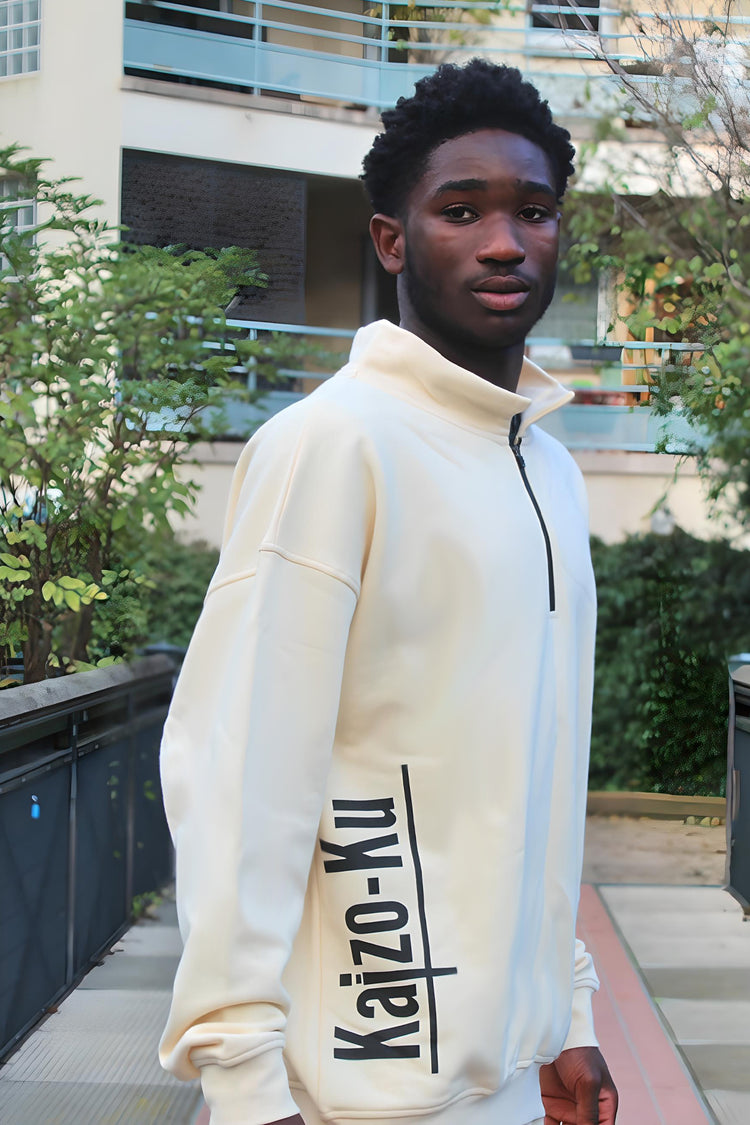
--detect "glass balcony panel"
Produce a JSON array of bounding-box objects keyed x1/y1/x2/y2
[{"x1": 124, "y1": 22, "x2": 257, "y2": 85}]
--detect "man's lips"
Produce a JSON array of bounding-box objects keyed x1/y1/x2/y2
[{"x1": 471, "y1": 276, "x2": 530, "y2": 312}]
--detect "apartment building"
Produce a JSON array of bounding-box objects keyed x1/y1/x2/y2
[{"x1": 1, "y1": 0, "x2": 741, "y2": 544}]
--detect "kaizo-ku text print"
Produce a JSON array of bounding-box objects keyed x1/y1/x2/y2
[{"x1": 319, "y1": 764, "x2": 457, "y2": 1073}]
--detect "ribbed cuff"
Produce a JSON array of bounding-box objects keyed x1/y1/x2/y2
[
  {"x1": 562, "y1": 984, "x2": 599, "y2": 1051},
  {"x1": 200, "y1": 1046, "x2": 300, "y2": 1125}
]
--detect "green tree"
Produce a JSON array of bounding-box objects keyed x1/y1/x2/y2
[
  {"x1": 0, "y1": 146, "x2": 292, "y2": 683},
  {"x1": 591, "y1": 530, "x2": 750, "y2": 795},
  {"x1": 562, "y1": 0, "x2": 750, "y2": 523}
]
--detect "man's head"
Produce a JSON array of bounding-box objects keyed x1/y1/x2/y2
[
  {"x1": 361, "y1": 61, "x2": 576, "y2": 387},
  {"x1": 361, "y1": 59, "x2": 575, "y2": 219}
]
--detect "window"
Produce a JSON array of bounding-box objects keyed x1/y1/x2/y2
[
  {"x1": 0, "y1": 176, "x2": 36, "y2": 273},
  {"x1": 530, "y1": 0, "x2": 599, "y2": 34},
  {"x1": 0, "y1": 0, "x2": 41, "y2": 78}
]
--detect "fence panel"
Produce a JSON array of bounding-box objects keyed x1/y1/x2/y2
[
  {"x1": 0, "y1": 759, "x2": 70, "y2": 1053},
  {"x1": 0, "y1": 657, "x2": 176, "y2": 1059}
]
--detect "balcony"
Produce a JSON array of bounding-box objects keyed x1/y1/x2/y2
[
  {"x1": 201, "y1": 320, "x2": 703, "y2": 454},
  {"x1": 122, "y1": 0, "x2": 723, "y2": 118}
]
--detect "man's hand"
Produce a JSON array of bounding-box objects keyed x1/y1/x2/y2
[{"x1": 540, "y1": 1046, "x2": 618, "y2": 1125}]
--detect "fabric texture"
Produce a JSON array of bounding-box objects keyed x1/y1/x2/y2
[{"x1": 159, "y1": 321, "x2": 600, "y2": 1125}]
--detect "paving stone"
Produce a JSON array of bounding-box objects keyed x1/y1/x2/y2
[
  {"x1": 658, "y1": 998, "x2": 750, "y2": 1044},
  {"x1": 643, "y1": 967, "x2": 750, "y2": 1003},
  {"x1": 706, "y1": 1088, "x2": 750, "y2": 1125},
  {"x1": 117, "y1": 921, "x2": 183, "y2": 959},
  {"x1": 682, "y1": 1046, "x2": 750, "y2": 1094},
  {"x1": 601, "y1": 885, "x2": 749, "y2": 968},
  {"x1": 79, "y1": 954, "x2": 180, "y2": 991},
  {"x1": 0, "y1": 1079, "x2": 201, "y2": 1125}
]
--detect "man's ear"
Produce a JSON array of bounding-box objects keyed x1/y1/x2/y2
[{"x1": 370, "y1": 214, "x2": 405, "y2": 276}]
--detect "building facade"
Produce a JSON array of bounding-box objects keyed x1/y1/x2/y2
[{"x1": 2, "y1": 0, "x2": 743, "y2": 544}]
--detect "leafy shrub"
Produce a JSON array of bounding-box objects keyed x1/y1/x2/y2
[
  {"x1": 86, "y1": 534, "x2": 219, "y2": 660},
  {"x1": 590, "y1": 529, "x2": 750, "y2": 795}
]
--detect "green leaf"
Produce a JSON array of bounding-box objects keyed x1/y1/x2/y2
[
  {"x1": 58, "y1": 575, "x2": 85, "y2": 591},
  {"x1": 63, "y1": 589, "x2": 81, "y2": 612},
  {"x1": 42, "y1": 580, "x2": 56, "y2": 601}
]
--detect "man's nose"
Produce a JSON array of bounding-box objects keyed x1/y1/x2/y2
[{"x1": 475, "y1": 217, "x2": 525, "y2": 263}]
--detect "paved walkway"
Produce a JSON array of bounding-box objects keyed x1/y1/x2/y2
[{"x1": 1, "y1": 876, "x2": 748, "y2": 1123}]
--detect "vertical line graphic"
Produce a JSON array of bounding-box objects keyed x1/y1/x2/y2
[{"x1": 401, "y1": 762, "x2": 440, "y2": 1075}]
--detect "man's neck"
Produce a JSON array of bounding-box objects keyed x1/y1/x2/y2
[{"x1": 398, "y1": 317, "x2": 525, "y2": 395}]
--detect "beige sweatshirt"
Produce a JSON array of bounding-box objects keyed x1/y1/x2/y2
[{"x1": 159, "y1": 320, "x2": 599, "y2": 1125}]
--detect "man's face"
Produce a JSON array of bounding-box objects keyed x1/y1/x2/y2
[{"x1": 396, "y1": 129, "x2": 561, "y2": 357}]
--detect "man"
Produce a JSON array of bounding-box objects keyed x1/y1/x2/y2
[{"x1": 160, "y1": 59, "x2": 618, "y2": 1125}]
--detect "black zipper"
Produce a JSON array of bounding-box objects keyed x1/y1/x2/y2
[{"x1": 509, "y1": 413, "x2": 556, "y2": 613}]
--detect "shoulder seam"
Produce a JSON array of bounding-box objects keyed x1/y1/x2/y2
[{"x1": 259, "y1": 542, "x2": 361, "y2": 597}]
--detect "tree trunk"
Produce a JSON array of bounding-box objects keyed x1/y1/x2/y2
[{"x1": 23, "y1": 616, "x2": 52, "y2": 684}]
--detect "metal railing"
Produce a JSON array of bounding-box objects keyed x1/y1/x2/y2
[
  {"x1": 0, "y1": 656, "x2": 176, "y2": 1060},
  {"x1": 198, "y1": 317, "x2": 703, "y2": 452},
  {"x1": 123, "y1": 0, "x2": 750, "y2": 114}
]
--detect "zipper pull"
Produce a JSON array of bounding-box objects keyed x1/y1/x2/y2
[{"x1": 509, "y1": 414, "x2": 525, "y2": 468}]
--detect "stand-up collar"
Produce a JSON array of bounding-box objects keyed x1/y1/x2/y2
[{"x1": 348, "y1": 320, "x2": 572, "y2": 438}]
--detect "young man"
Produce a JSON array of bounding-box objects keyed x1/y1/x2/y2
[{"x1": 160, "y1": 60, "x2": 618, "y2": 1125}]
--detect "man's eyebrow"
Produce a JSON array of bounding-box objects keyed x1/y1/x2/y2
[
  {"x1": 518, "y1": 179, "x2": 557, "y2": 197},
  {"x1": 434, "y1": 178, "x2": 488, "y2": 196},
  {"x1": 433, "y1": 177, "x2": 557, "y2": 197}
]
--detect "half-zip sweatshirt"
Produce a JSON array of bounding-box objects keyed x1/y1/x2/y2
[{"x1": 159, "y1": 320, "x2": 600, "y2": 1125}]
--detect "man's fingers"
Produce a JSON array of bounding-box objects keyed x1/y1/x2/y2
[
  {"x1": 598, "y1": 1079, "x2": 619, "y2": 1125},
  {"x1": 576, "y1": 1077, "x2": 600, "y2": 1125}
]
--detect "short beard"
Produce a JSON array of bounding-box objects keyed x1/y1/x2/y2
[{"x1": 402, "y1": 247, "x2": 558, "y2": 354}]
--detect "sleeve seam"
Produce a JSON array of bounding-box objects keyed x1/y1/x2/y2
[
  {"x1": 206, "y1": 568, "x2": 258, "y2": 596},
  {"x1": 259, "y1": 542, "x2": 361, "y2": 597}
]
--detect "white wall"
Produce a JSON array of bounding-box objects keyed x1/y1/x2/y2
[
  {"x1": 122, "y1": 82, "x2": 377, "y2": 181},
  {"x1": 1, "y1": 0, "x2": 124, "y2": 224},
  {"x1": 176, "y1": 441, "x2": 738, "y2": 550}
]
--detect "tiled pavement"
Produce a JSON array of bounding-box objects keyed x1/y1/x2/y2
[
  {"x1": 599, "y1": 885, "x2": 750, "y2": 1125},
  {"x1": 0, "y1": 900, "x2": 202, "y2": 1125},
  {"x1": 1, "y1": 882, "x2": 749, "y2": 1124}
]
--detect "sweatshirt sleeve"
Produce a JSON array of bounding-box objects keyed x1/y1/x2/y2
[
  {"x1": 562, "y1": 940, "x2": 600, "y2": 1052},
  {"x1": 158, "y1": 407, "x2": 374, "y2": 1125}
]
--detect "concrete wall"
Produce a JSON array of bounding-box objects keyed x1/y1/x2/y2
[
  {"x1": 122, "y1": 79, "x2": 378, "y2": 181},
  {"x1": 1, "y1": 0, "x2": 123, "y2": 225},
  {"x1": 176, "y1": 440, "x2": 738, "y2": 550}
]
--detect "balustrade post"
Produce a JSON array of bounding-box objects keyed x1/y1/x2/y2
[
  {"x1": 380, "y1": 0, "x2": 390, "y2": 66},
  {"x1": 65, "y1": 713, "x2": 80, "y2": 985}
]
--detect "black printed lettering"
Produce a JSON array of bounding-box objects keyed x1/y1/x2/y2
[
  {"x1": 333, "y1": 1021, "x2": 421, "y2": 1060},
  {"x1": 350, "y1": 934, "x2": 413, "y2": 965},
  {"x1": 332, "y1": 797, "x2": 397, "y2": 830},
  {"x1": 345, "y1": 901, "x2": 409, "y2": 934},
  {"x1": 320, "y1": 833, "x2": 403, "y2": 873},
  {"x1": 357, "y1": 984, "x2": 420, "y2": 1020}
]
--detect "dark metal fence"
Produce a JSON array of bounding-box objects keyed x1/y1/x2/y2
[
  {"x1": 727, "y1": 665, "x2": 750, "y2": 915},
  {"x1": 0, "y1": 656, "x2": 176, "y2": 1060}
]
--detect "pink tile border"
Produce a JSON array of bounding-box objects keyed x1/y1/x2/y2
[
  {"x1": 194, "y1": 886, "x2": 713, "y2": 1125},
  {"x1": 578, "y1": 883, "x2": 713, "y2": 1125}
]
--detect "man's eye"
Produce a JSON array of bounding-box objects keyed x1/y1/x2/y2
[
  {"x1": 519, "y1": 204, "x2": 553, "y2": 221},
  {"x1": 441, "y1": 204, "x2": 477, "y2": 221}
]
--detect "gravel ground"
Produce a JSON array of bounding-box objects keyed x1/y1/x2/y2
[{"x1": 582, "y1": 815, "x2": 728, "y2": 885}]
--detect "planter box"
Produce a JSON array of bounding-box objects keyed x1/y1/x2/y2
[{"x1": 0, "y1": 656, "x2": 176, "y2": 1060}]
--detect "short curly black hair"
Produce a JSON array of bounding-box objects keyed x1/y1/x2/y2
[{"x1": 361, "y1": 59, "x2": 575, "y2": 216}]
